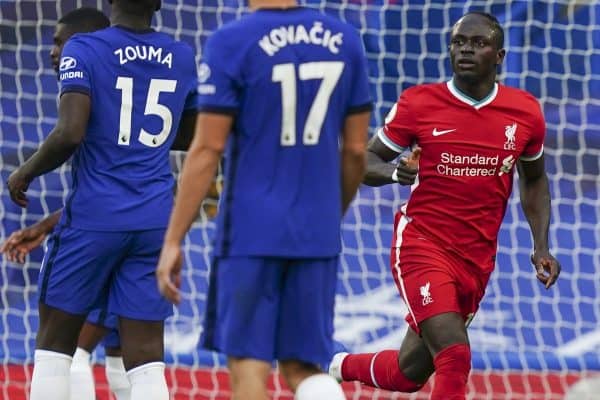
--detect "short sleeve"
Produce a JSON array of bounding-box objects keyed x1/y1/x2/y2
[
  {"x1": 346, "y1": 29, "x2": 372, "y2": 114},
  {"x1": 521, "y1": 100, "x2": 545, "y2": 161},
  {"x1": 59, "y1": 37, "x2": 92, "y2": 97},
  {"x1": 183, "y1": 49, "x2": 200, "y2": 112},
  {"x1": 197, "y1": 32, "x2": 239, "y2": 114},
  {"x1": 378, "y1": 89, "x2": 417, "y2": 152}
]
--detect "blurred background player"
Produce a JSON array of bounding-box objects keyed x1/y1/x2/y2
[
  {"x1": 328, "y1": 11, "x2": 561, "y2": 400},
  {"x1": 6, "y1": 0, "x2": 199, "y2": 399},
  {"x1": 1, "y1": 210, "x2": 129, "y2": 400},
  {"x1": 6, "y1": 7, "x2": 130, "y2": 400},
  {"x1": 156, "y1": 0, "x2": 372, "y2": 398}
]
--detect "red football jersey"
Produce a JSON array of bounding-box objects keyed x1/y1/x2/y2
[{"x1": 381, "y1": 80, "x2": 545, "y2": 273}]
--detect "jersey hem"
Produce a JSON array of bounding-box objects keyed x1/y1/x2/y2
[
  {"x1": 520, "y1": 146, "x2": 544, "y2": 162},
  {"x1": 213, "y1": 252, "x2": 341, "y2": 260},
  {"x1": 60, "y1": 86, "x2": 90, "y2": 97},
  {"x1": 377, "y1": 128, "x2": 406, "y2": 153},
  {"x1": 198, "y1": 105, "x2": 237, "y2": 115},
  {"x1": 347, "y1": 102, "x2": 373, "y2": 115}
]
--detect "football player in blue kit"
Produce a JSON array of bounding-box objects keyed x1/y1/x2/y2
[
  {"x1": 156, "y1": 0, "x2": 372, "y2": 398},
  {"x1": 5, "y1": 7, "x2": 131, "y2": 400},
  {"x1": 7, "y1": 1, "x2": 198, "y2": 399}
]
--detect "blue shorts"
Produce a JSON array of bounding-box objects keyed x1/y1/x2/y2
[
  {"x1": 201, "y1": 256, "x2": 338, "y2": 367},
  {"x1": 86, "y1": 309, "x2": 120, "y2": 349},
  {"x1": 39, "y1": 226, "x2": 172, "y2": 321}
]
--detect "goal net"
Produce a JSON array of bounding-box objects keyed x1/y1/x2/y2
[{"x1": 1, "y1": 0, "x2": 599, "y2": 399}]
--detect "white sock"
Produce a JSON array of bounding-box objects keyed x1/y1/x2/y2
[
  {"x1": 106, "y1": 356, "x2": 131, "y2": 400},
  {"x1": 294, "y1": 373, "x2": 346, "y2": 400},
  {"x1": 70, "y1": 347, "x2": 95, "y2": 400},
  {"x1": 127, "y1": 362, "x2": 169, "y2": 400},
  {"x1": 30, "y1": 349, "x2": 72, "y2": 400}
]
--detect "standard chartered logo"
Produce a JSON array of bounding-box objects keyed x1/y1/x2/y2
[{"x1": 436, "y1": 152, "x2": 500, "y2": 177}]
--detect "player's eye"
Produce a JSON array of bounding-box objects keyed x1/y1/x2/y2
[
  {"x1": 476, "y1": 39, "x2": 487, "y2": 47},
  {"x1": 451, "y1": 38, "x2": 464, "y2": 46}
]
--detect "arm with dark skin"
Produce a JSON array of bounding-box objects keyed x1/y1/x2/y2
[
  {"x1": 517, "y1": 154, "x2": 561, "y2": 289},
  {"x1": 7, "y1": 92, "x2": 90, "y2": 207},
  {"x1": 340, "y1": 111, "x2": 369, "y2": 213},
  {"x1": 170, "y1": 111, "x2": 198, "y2": 151},
  {"x1": 363, "y1": 135, "x2": 420, "y2": 187}
]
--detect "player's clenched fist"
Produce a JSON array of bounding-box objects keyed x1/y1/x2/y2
[
  {"x1": 394, "y1": 147, "x2": 421, "y2": 185},
  {"x1": 156, "y1": 242, "x2": 183, "y2": 304}
]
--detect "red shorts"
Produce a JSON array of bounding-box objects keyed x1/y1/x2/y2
[{"x1": 390, "y1": 213, "x2": 491, "y2": 334}]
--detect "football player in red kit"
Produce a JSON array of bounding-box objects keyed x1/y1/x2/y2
[{"x1": 329, "y1": 11, "x2": 560, "y2": 400}]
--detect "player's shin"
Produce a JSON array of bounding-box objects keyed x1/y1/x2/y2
[
  {"x1": 30, "y1": 349, "x2": 72, "y2": 400},
  {"x1": 333, "y1": 350, "x2": 423, "y2": 392},
  {"x1": 430, "y1": 343, "x2": 471, "y2": 400},
  {"x1": 70, "y1": 347, "x2": 95, "y2": 399},
  {"x1": 127, "y1": 361, "x2": 169, "y2": 400},
  {"x1": 106, "y1": 355, "x2": 131, "y2": 400}
]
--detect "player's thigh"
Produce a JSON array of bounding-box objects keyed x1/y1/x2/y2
[
  {"x1": 36, "y1": 303, "x2": 87, "y2": 354},
  {"x1": 39, "y1": 227, "x2": 128, "y2": 315},
  {"x1": 109, "y1": 228, "x2": 171, "y2": 321},
  {"x1": 276, "y1": 257, "x2": 338, "y2": 367},
  {"x1": 84, "y1": 309, "x2": 120, "y2": 352},
  {"x1": 394, "y1": 261, "x2": 460, "y2": 335},
  {"x1": 78, "y1": 316, "x2": 110, "y2": 353},
  {"x1": 201, "y1": 257, "x2": 284, "y2": 362}
]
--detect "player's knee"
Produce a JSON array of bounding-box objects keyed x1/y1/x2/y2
[{"x1": 420, "y1": 312, "x2": 468, "y2": 354}]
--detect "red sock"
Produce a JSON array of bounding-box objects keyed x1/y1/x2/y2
[
  {"x1": 341, "y1": 350, "x2": 423, "y2": 392},
  {"x1": 431, "y1": 343, "x2": 471, "y2": 400}
]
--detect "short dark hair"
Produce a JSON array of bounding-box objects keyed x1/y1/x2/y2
[
  {"x1": 111, "y1": 0, "x2": 162, "y2": 12},
  {"x1": 463, "y1": 11, "x2": 504, "y2": 49},
  {"x1": 58, "y1": 7, "x2": 110, "y2": 33}
]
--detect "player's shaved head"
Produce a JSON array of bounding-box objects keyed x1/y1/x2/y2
[{"x1": 58, "y1": 7, "x2": 110, "y2": 33}]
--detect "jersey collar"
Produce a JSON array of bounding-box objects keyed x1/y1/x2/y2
[{"x1": 446, "y1": 79, "x2": 498, "y2": 110}]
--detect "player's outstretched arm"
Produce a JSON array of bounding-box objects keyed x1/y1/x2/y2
[
  {"x1": 0, "y1": 210, "x2": 62, "y2": 263},
  {"x1": 171, "y1": 111, "x2": 198, "y2": 151},
  {"x1": 157, "y1": 112, "x2": 232, "y2": 304},
  {"x1": 517, "y1": 155, "x2": 561, "y2": 289},
  {"x1": 7, "y1": 93, "x2": 90, "y2": 207},
  {"x1": 363, "y1": 135, "x2": 419, "y2": 187},
  {"x1": 340, "y1": 111, "x2": 369, "y2": 213}
]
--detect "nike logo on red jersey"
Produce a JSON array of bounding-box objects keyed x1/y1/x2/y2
[{"x1": 432, "y1": 128, "x2": 457, "y2": 136}]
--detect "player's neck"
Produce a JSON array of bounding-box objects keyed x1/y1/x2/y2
[
  {"x1": 249, "y1": 0, "x2": 298, "y2": 11},
  {"x1": 452, "y1": 76, "x2": 497, "y2": 101},
  {"x1": 110, "y1": 10, "x2": 153, "y2": 31}
]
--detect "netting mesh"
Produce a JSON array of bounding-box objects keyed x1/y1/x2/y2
[{"x1": 1, "y1": 0, "x2": 599, "y2": 399}]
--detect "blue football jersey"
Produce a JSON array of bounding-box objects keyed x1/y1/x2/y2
[
  {"x1": 198, "y1": 7, "x2": 372, "y2": 257},
  {"x1": 58, "y1": 26, "x2": 199, "y2": 231}
]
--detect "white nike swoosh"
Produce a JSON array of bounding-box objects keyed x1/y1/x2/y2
[{"x1": 432, "y1": 128, "x2": 457, "y2": 136}]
